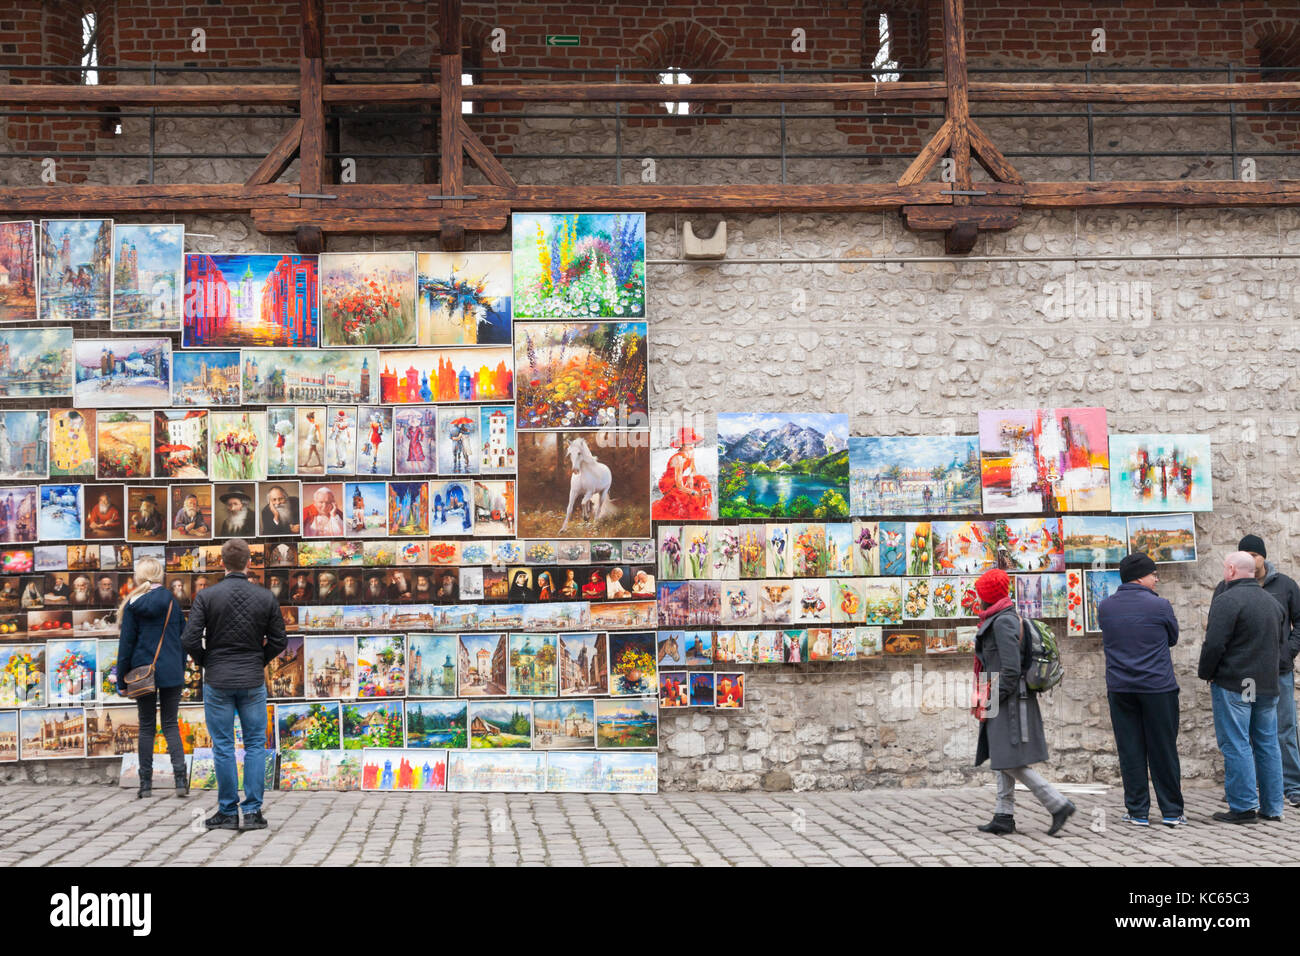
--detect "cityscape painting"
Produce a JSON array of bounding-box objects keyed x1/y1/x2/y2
[
  {"x1": 0, "y1": 327, "x2": 74, "y2": 399},
  {"x1": 239, "y1": 349, "x2": 377, "y2": 405},
  {"x1": 110, "y1": 223, "x2": 184, "y2": 331},
  {"x1": 39, "y1": 219, "x2": 113, "y2": 323},
  {"x1": 0, "y1": 220, "x2": 38, "y2": 322},
  {"x1": 182, "y1": 253, "x2": 318, "y2": 348}
]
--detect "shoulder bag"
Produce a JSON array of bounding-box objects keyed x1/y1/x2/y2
[{"x1": 122, "y1": 597, "x2": 175, "y2": 699}]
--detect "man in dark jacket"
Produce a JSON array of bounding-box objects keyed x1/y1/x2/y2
[
  {"x1": 1098, "y1": 552, "x2": 1184, "y2": 827},
  {"x1": 182, "y1": 538, "x2": 285, "y2": 832},
  {"x1": 1200, "y1": 551, "x2": 1286, "y2": 823},
  {"x1": 1221, "y1": 535, "x2": 1300, "y2": 807}
]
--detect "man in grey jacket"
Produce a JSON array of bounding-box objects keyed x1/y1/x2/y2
[{"x1": 1200, "y1": 551, "x2": 1286, "y2": 824}]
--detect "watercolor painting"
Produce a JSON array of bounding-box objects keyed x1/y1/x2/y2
[
  {"x1": 558, "y1": 631, "x2": 608, "y2": 696},
  {"x1": 111, "y1": 223, "x2": 184, "y2": 331},
  {"x1": 595, "y1": 697, "x2": 657, "y2": 748},
  {"x1": 978, "y1": 407, "x2": 1110, "y2": 513},
  {"x1": 388, "y1": 480, "x2": 430, "y2": 537},
  {"x1": 265, "y1": 636, "x2": 304, "y2": 698},
  {"x1": 416, "y1": 251, "x2": 511, "y2": 345},
  {"x1": 0, "y1": 709, "x2": 16, "y2": 762},
  {"x1": 265, "y1": 407, "x2": 296, "y2": 476},
  {"x1": 278, "y1": 750, "x2": 358, "y2": 791},
  {"x1": 356, "y1": 634, "x2": 406, "y2": 697},
  {"x1": 323, "y1": 406, "x2": 357, "y2": 475},
  {"x1": 1061, "y1": 515, "x2": 1128, "y2": 565},
  {"x1": 0, "y1": 327, "x2": 74, "y2": 399},
  {"x1": 38, "y1": 484, "x2": 83, "y2": 541},
  {"x1": 458, "y1": 632, "x2": 507, "y2": 696},
  {"x1": 512, "y1": 212, "x2": 645, "y2": 319},
  {"x1": 343, "y1": 481, "x2": 387, "y2": 538},
  {"x1": 849, "y1": 435, "x2": 981, "y2": 516},
  {"x1": 0, "y1": 221, "x2": 37, "y2": 322},
  {"x1": 361, "y1": 748, "x2": 447, "y2": 791},
  {"x1": 171, "y1": 349, "x2": 241, "y2": 406},
  {"x1": 478, "y1": 405, "x2": 516, "y2": 474},
  {"x1": 97, "y1": 412, "x2": 152, "y2": 480},
  {"x1": 240, "y1": 348, "x2": 376, "y2": 405},
  {"x1": 40, "y1": 219, "x2": 113, "y2": 322},
  {"x1": 406, "y1": 699, "x2": 466, "y2": 748},
  {"x1": 393, "y1": 406, "x2": 436, "y2": 476},
  {"x1": 1109, "y1": 434, "x2": 1213, "y2": 512},
  {"x1": 154, "y1": 409, "x2": 209, "y2": 479},
  {"x1": 468, "y1": 700, "x2": 532, "y2": 749},
  {"x1": 532, "y1": 698, "x2": 595, "y2": 749},
  {"x1": 514, "y1": 321, "x2": 648, "y2": 430},
  {"x1": 516, "y1": 430, "x2": 651, "y2": 539},
  {"x1": 504, "y1": 632, "x2": 556, "y2": 697},
  {"x1": 20, "y1": 706, "x2": 85, "y2": 759},
  {"x1": 210, "y1": 411, "x2": 267, "y2": 481},
  {"x1": 447, "y1": 750, "x2": 545, "y2": 793},
  {"x1": 546, "y1": 751, "x2": 656, "y2": 793},
  {"x1": 996, "y1": 517, "x2": 1064, "y2": 572},
  {"x1": 0, "y1": 643, "x2": 45, "y2": 706},
  {"x1": 437, "y1": 406, "x2": 480, "y2": 476},
  {"x1": 650, "y1": 415, "x2": 717, "y2": 522},
  {"x1": 183, "y1": 253, "x2": 318, "y2": 347},
  {"x1": 305, "y1": 635, "x2": 356, "y2": 699},
  {"x1": 0, "y1": 410, "x2": 48, "y2": 480},
  {"x1": 73, "y1": 337, "x2": 171, "y2": 408},
  {"x1": 930, "y1": 520, "x2": 996, "y2": 575},
  {"x1": 354, "y1": 406, "x2": 393, "y2": 476},
  {"x1": 319, "y1": 252, "x2": 417, "y2": 347},
  {"x1": 49, "y1": 409, "x2": 94, "y2": 478},
  {"x1": 717, "y1": 413, "x2": 849, "y2": 520},
  {"x1": 405, "y1": 634, "x2": 457, "y2": 698},
  {"x1": 1127, "y1": 512, "x2": 1197, "y2": 564},
  {"x1": 1085, "y1": 569, "x2": 1123, "y2": 632},
  {"x1": 471, "y1": 479, "x2": 516, "y2": 537},
  {"x1": 376, "y1": 346, "x2": 513, "y2": 405}
]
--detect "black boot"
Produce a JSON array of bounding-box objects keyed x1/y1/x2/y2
[
  {"x1": 137, "y1": 772, "x2": 152, "y2": 799},
  {"x1": 174, "y1": 768, "x2": 190, "y2": 797},
  {"x1": 978, "y1": 813, "x2": 1016, "y2": 834},
  {"x1": 1048, "y1": 801, "x2": 1077, "y2": 835}
]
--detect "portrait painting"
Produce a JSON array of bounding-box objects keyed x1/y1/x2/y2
[
  {"x1": 125, "y1": 487, "x2": 167, "y2": 543},
  {"x1": 257, "y1": 481, "x2": 301, "y2": 537},
  {"x1": 300, "y1": 482, "x2": 345, "y2": 538},
  {"x1": 650, "y1": 413, "x2": 717, "y2": 522},
  {"x1": 168, "y1": 484, "x2": 213, "y2": 542},
  {"x1": 212, "y1": 483, "x2": 257, "y2": 539}
]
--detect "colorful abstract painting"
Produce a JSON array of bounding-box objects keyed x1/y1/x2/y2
[
  {"x1": 717, "y1": 413, "x2": 849, "y2": 520},
  {"x1": 40, "y1": 219, "x2": 112, "y2": 322},
  {"x1": 416, "y1": 251, "x2": 511, "y2": 345},
  {"x1": 361, "y1": 748, "x2": 447, "y2": 791},
  {"x1": 514, "y1": 321, "x2": 648, "y2": 430},
  {"x1": 319, "y1": 252, "x2": 417, "y2": 347},
  {"x1": 849, "y1": 435, "x2": 981, "y2": 516},
  {"x1": 0, "y1": 221, "x2": 38, "y2": 322},
  {"x1": 512, "y1": 212, "x2": 645, "y2": 319},
  {"x1": 978, "y1": 407, "x2": 1110, "y2": 513},
  {"x1": 1109, "y1": 434, "x2": 1213, "y2": 512},
  {"x1": 516, "y1": 430, "x2": 651, "y2": 539},
  {"x1": 930, "y1": 520, "x2": 996, "y2": 575},
  {"x1": 111, "y1": 223, "x2": 184, "y2": 331},
  {"x1": 183, "y1": 253, "x2": 318, "y2": 347}
]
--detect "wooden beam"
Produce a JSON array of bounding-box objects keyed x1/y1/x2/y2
[
  {"x1": 967, "y1": 119, "x2": 1023, "y2": 185},
  {"x1": 299, "y1": 0, "x2": 325, "y2": 220},
  {"x1": 300, "y1": 0, "x2": 323, "y2": 60},
  {"x1": 1022, "y1": 179, "x2": 1300, "y2": 208},
  {"x1": 244, "y1": 118, "x2": 304, "y2": 187},
  {"x1": 968, "y1": 81, "x2": 1300, "y2": 103},
  {"x1": 252, "y1": 205, "x2": 510, "y2": 234},
  {"x1": 440, "y1": 0, "x2": 463, "y2": 218},
  {"x1": 0, "y1": 85, "x2": 300, "y2": 105},
  {"x1": 323, "y1": 81, "x2": 950, "y2": 104},
  {"x1": 0, "y1": 184, "x2": 297, "y2": 213},
  {"x1": 459, "y1": 118, "x2": 516, "y2": 189},
  {"x1": 941, "y1": 0, "x2": 971, "y2": 205},
  {"x1": 902, "y1": 204, "x2": 1022, "y2": 231},
  {"x1": 508, "y1": 183, "x2": 957, "y2": 212},
  {"x1": 897, "y1": 119, "x2": 954, "y2": 187}
]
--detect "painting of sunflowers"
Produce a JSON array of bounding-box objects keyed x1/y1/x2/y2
[
  {"x1": 319, "y1": 252, "x2": 417, "y2": 347},
  {"x1": 514, "y1": 321, "x2": 648, "y2": 430},
  {"x1": 511, "y1": 212, "x2": 645, "y2": 319}
]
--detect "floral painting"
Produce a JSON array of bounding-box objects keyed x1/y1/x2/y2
[
  {"x1": 210, "y1": 411, "x2": 267, "y2": 481},
  {"x1": 608, "y1": 630, "x2": 656, "y2": 697},
  {"x1": 514, "y1": 321, "x2": 648, "y2": 430},
  {"x1": 320, "y1": 252, "x2": 417, "y2": 347},
  {"x1": 512, "y1": 212, "x2": 645, "y2": 319},
  {"x1": 416, "y1": 251, "x2": 511, "y2": 345}
]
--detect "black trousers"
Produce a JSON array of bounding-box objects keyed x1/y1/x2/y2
[
  {"x1": 136, "y1": 685, "x2": 186, "y2": 777},
  {"x1": 1108, "y1": 689, "x2": 1184, "y2": 818}
]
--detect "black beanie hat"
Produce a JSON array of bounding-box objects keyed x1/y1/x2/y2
[
  {"x1": 1120, "y1": 552, "x2": 1158, "y2": 583},
  {"x1": 1238, "y1": 534, "x2": 1266, "y2": 558}
]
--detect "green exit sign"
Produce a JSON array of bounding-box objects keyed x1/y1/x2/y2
[{"x1": 545, "y1": 34, "x2": 580, "y2": 47}]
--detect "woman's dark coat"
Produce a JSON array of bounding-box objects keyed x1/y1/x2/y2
[
  {"x1": 975, "y1": 606, "x2": 1049, "y2": 770},
  {"x1": 116, "y1": 585, "x2": 185, "y2": 691}
]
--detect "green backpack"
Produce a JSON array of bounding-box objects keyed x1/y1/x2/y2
[{"x1": 1019, "y1": 617, "x2": 1064, "y2": 693}]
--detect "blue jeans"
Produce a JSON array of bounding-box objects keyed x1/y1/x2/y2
[
  {"x1": 1211, "y1": 683, "x2": 1283, "y2": 817},
  {"x1": 1279, "y1": 670, "x2": 1300, "y2": 798},
  {"x1": 203, "y1": 683, "x2": 267, "y2": 815}
]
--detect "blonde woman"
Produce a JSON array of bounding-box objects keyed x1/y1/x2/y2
[{"x1": 116, "y1": 555, "x2": 188, "y2": 799}]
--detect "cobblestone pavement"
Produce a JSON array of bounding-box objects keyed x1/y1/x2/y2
[{"x1": 0, "y1": 783, "x2": 1296, "y2": 866}]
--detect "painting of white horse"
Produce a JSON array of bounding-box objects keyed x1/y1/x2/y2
[{"x1": 517, "y1": 430, "x2": 651, "y2": 539}]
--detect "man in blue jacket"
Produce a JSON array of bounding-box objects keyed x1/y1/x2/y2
[{"x1": 1097, "y1": 552, "x2": 1184, "y2": 827}]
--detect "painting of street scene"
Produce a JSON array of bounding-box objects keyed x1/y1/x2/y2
[
  {"x1": 0, "y1": 410, "x2": 48, "y2": 479},
  {"x1": 183, "y1": 253, "x2": 318, "y2": 348},
  {"x1": 356, "y1": 634, "x2": 405, "y2": 697},
  {"x1": 532, "y1": 698, "x2": 595, "y2": 750},
  {"x1": 111, "y1": 223, "x2": 184, "y2": 331},
  {"x1": 849, "y1": 435, "x2": 981, "y2": 516},
  {"x1": 278, "y1": 749, "x2": 359, "y2": 791},
  {"x1": 73, "y1": 338, "x2": 171, "y2": 408},
  {"x1": 545, "y1": 751, "x2": 657, "y2": 793},
  {"x1": 305, "y1": 636, "x2": 356, "y2": 699},
  {"x1": 40, "y1": 219, "x2": 113, "y2": 322}
]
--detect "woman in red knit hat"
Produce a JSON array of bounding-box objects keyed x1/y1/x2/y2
[{"x1": 972, "y1": 567, "x2": 1075, "y2": 836}]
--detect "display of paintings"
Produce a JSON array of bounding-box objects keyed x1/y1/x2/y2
[
  {"x1": 171, "y1": 349, "x2": 241, "y2": 406},
  {"x1": 111, "y1": 223, "x2": 184, "y2": 332},
  {"x1": 356, "y1": 634, "x2": 406, "y2": 697},
  {"x1": 0, "y1": 709, "x2": 16, "y2": 762},
  {"x1": 0, "y1": 643, "x2": 45, "y2": 706},
  {"x1": 37, "y1": 484, "x2": 83, "y2": 541},
  {"x1": 1109, "y1": 434, "x2": 1213, "y2": 512},
  {"x1": 514, "y1": 321, "x2": 648, "y2": 431},
  {"x1": 1085, "y1": 569, "x2": 1123, "y2": 633},
  {"x1": 849, "y1": 435, "x2": 981, "y2": 516},
  {"x1": 96, "y1": 412, "x2": 151, "y2": 481},
  {"x1": 278, "y1": 750, "x2": 358, "y2": 791},
  {"x1": 240, "y1": 349, "x2": 376, "y2": 405},
  {"x1": 511, "y1": 213, "x2": 645, "y2": 320},
  {"x1": 118, "y1": 752, "x2": 193, "y2": 788},
  {"x1": 930, "y1": 520, "x2": 996, "y2": 575},
  {"x1": 19, "y1": 706, "x2": 85, "y2": 759},
  {"x1": 416, "y1": 251, "x2": 512, "y2": 346},
  {"x1": 878, "y1": 521, "x2": 906, "y2": 575},
  {"x1": 516, "y1": 430, "x2": 650, "y2": 539},
  {"x1": 0, "y1": 221, "x2": 38, "y2": 323},
  {"x1": 360, "y1": 747, "x2": 447, "y2": 791},
  {"x1": 531, "y1": 698, "x2": 595, "y2": 750},
  {"x1": 183, "y1": 253, "x2": 318, "y2": 348},
  {"x1": 1127, "y1": 513, "x2": 1197, "y2": 564},
  {"x1": 168, "y1": 484, "x2": 212, "y2": 541},
  {"x1": 978, "y1": 407, "x2": 1110, "y2": 513},
  {"x1": 73, "y1": 337, "x2": 171, "y2": 408},
  {"x1": 393, "y1": 406, "x2": 436, "y2": 476},
  {"x1": 447, "y1": 749, "x2": 545, "y2": 793},
  {"x1": 0, "y1": 327, "x2": 74, "y2": 399},
  {"x1": 997, "y1": 517, "x2": 1064, "y2": 573},
  {"x1": 40, "y1": 219, "x2": 113, "y2": 323},
  {"x1": 209, "y1": 411, "x2": 266, "y2": 482},
  {"x1": 319, "y1": 252, "x2": 417, "y2": 348},
  {"x1": 406, "y1": 699, "x2": 466, "y2": 748},
  {"x1": 608, "y1": 630, "x2": 655, "y2": 696},
  {"x1": 468, "y1": 699, "x2": 532, "y2": 748},
  {"x1": 0, "y1": 411, "x2": 48, "y2": 480},
  {"x1": 716, "y1": 413, "x2": 849, "y2": 521},
  {"x1": 376, "y1": 346, "x2": 514, "y2": 406},
  {"x1": 1061, "y1": 515, "x2": 1128, "y2": 565},
  {"x1": 126, "y1": 487, "x2": 167, "y2": 543},
  {"x1": 342, "y1": 699, "x2": 403, "y2": 749},
  {"x1": 49, "y1": 409, "x2": 95, "y2": 478}
]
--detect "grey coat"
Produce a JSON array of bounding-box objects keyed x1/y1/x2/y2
[{"x1": 975, "y1": 606, "x2": 1049, "y2": 770}]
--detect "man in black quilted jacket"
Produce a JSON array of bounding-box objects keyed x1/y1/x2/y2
[{"x1": 182, "y1": 538, "x2": 286, "y2": 832}]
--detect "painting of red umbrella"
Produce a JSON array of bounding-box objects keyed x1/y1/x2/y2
[
  {"x1": 153, "y1": 409, "x2": 208, "y2": 479},
  {"x1": 438, "y1": 410, "x2": 479, "y2": 476}
]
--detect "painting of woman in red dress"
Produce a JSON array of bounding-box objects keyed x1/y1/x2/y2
[{"x1": 651, "y1": 427, "x2": 713, "y2": 520}]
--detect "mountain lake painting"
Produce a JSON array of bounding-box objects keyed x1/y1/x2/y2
[{"x1": 717, "y1": 413, "x2": 850, "y2": 520}]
